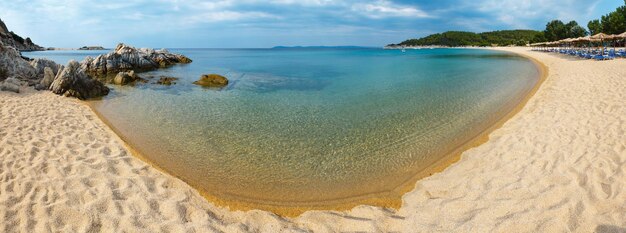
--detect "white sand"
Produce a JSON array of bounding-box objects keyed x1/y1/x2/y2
[{"x1": 1, "y1": 47, "x2": 624, "y2": 232}]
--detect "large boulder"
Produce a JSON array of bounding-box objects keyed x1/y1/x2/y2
[
  {"x1": 35, "y1": 67, "x2": 56, "y2": 90},
  {"x1": 193, "y1": 74, "x2": 228, "y2": 87},
  {"x1": 30, "y1": 58, "x2": 62, "y2": 79},
  {"x1": 80, "y1": 43, "x2": 192, "y2": 76},
  {"x1": 49, "y1": 60, "x2": 109, "y2": 99},
  {"x1": 0, "y1": 77, "x2": 21, "y2": 93},
  {"x1": 0, "y1": 40, "x2": 38, "y2": 83},
  {"x1": 113, "y1": 70, "x2": 138, "y2": 85}
]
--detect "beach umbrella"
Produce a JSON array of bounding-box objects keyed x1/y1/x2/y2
[{"x1": 591, "y1": 33, "x2": 615, "y2": 54}]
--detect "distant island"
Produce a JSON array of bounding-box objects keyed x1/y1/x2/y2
[{"x1": 79, "y1": 46, "x2": 106, "y2": 50}]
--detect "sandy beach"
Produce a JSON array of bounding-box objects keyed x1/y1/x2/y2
[{"x1": 1, "y1": 47, "x2": 625, "y2": 232}]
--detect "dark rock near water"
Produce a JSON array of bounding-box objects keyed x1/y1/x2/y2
[
  {"x1": 193, "y1": 74, "x2": 228, "y2": 87},
  {"x1": 50, "y1": 60, "x2": 109, "y2": 99},
  {"x1": 80, "y1": 43, "x2": 192, "y2": 76}
]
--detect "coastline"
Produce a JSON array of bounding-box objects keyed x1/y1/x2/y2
[
  {"x1": 84, "y1": 48, "x2": 547, "y2": 216},
  {"x1": 1, "y1": 47, "x2": 624, "y2": 232}
]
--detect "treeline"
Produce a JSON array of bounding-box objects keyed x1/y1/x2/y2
[
  {"x1": 389, "y1": 1, "x2": 625, "y2": 47},
  {"x1": 393, "y1": 30, "x2": 543, "y2": 47}
]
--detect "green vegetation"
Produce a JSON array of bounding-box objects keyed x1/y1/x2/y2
[
  {"x1": 543, "y1": 20, "x2": 588, "y2": 41},
  {"x1": 392, "y1": 30, "x2": 543, "y2": 47},
  {"x1": 590, "y1": 0, "x2": 626, "y2": 35},
  {"x1": 390, "y1": 1, "x2": 625, "y2": 47}
]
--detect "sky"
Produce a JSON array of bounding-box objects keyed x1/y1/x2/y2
[{"x1": 0, "y1": 0, "x2": 623, "y2": 48}]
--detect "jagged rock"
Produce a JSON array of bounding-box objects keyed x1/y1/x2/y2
[
  {"x1": 30, "y1": 58, "x2": 62, "y2": 79},
  {"x1": 0, "y1": 77, "x2": 21, "y2": 93},
  {"x1": 35, "y1": 67, "x2": 56, "y2": 90},
  {"x1": 155, "y1": 76, "x2": 178, "y2": 85},
  {"x1": 113, "y1": 70, "x2": 138, "y2": 85},
  {"x1": 193, "y1": 74, "x2": 228, "y2": 87},
  {"x1": 80, "y1": 43, "x2": 192, "y2": 76},
  {"x1": 50, "y1": 60, "x2": 109, "y2": 99},
  {"x1": 0, "y1": 40, "x2": 38, "y2": 84}
]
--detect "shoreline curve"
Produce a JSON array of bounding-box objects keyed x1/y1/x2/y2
[{"x1": 85, "y1": 48, "x2": 548, "y2": 217}]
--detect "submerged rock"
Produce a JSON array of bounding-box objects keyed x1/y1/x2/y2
[
  {"x1": 155, "y1": 76, "x2": 178, "y2": 85},
  {"x1": 193, "y1": 74, "x2": 228, "y2": 87},
  {"x1": 50, "y1": 60, "x2": 109, "y2": 99},
  {"x1": 80, "y1": 43, "x2": 192, "y2": 76},
  {"x1": 113, "y1": 70, "x2": 138, "y2": 85}
]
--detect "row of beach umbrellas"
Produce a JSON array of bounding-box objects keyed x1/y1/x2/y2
[{"x1": 530, "y1": 32, "x2": 626, "y2": 46}]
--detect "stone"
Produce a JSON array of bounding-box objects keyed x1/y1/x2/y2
[
  {"x1": 0, "y1": 40, "x2": 38, "y2": 83},
  {"x1": 30, "y1": 58, "x2": 62, "y2": 79},
  {"x1": 36, "y1": 67, "x2": 56, "y2": 90},
  {"x1": 155, "y1": 76, "x2": 178, "y2": 85},
  {"x1": 50, "y1": 60, "x2": 109, "y2": 100},
  {"x1": 113, "y1": 70, "x2": 138, "y2": 85},
  {"x1": 0, "y1": 77, "x2": 21, "y2": 93},
  {"x1": 193, "y1": 74, "x2": 228, "y2": 87}
]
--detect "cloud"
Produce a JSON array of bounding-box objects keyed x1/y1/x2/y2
[
  {"x1": 352, "y1": 0, "x2": 431, "y2": 19},
  {"x1": 0, "y1": 0, "x2": 620, "y2": 48}
]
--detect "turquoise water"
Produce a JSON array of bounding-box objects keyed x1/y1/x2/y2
[{"x1": 24, "y1": 48, "x2": 539, "y2": 208}]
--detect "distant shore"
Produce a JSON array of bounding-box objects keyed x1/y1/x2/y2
[{"x1": 1, "y1": 47, "x2": 624, "y2": 232}]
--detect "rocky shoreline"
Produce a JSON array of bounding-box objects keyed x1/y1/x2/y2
[{"x1": 0, "y1": 40, "x2": 193, "y2": 99}]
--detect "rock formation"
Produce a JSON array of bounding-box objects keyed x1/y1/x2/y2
[
  {"x1": 155, "y1": 76, "x2": 178, "y2": 85},
  {"x1": 113, "y1": 70, "x2": 138, "y2": 85},
  {"x1": 0, "y1": 18, "x2": 44, "y2": 51},
  {"x1": 80, "y1": 43, "x2": 192, "y2": 76},
  {"x1": 50, "y1": 60, "x2": 109, "y2": 99},
  {"x1": 0, "y1": 40, "x2": 38, "y2": 83},
  {"x1": 193, "y1": 74, "x2": 229, "y2": 87}
]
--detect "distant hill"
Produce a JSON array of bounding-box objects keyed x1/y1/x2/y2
[
  {"x1": 388, "y1": 30, "x2": 543, "y2": 47},
  {"x1": 0, "y1": 18, "x2": 43, "y2": 51}
]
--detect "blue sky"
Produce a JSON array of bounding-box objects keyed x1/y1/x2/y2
[{"x1": 0, "y1": 0, "x2": 623, "y2": 48}]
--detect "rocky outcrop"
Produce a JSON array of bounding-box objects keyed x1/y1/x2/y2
[
  {"x1": 80, "y1": 43, "x2": 192, "y2": 76},
  {"x1": 193, "y1": 74, "x2": 228, "y2": 87},
  {"x1": 113, "y1": 70, "x2": 138, "y2": 85},
  {"x1": 0, "y1": 18, "x2": 44, "y2": 51},
  {"x1": 0, "y1": 40, "x2": 38, "y2": 84},
  {"x1": 50, "y1": 60, "x2": 109, "y2": 99}
]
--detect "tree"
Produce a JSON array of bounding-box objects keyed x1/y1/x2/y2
[
  {"x1": 569, "y1": 25, "x2": 588, "y2": 37},
  {"x1": 601, "y1": 10, "x2": 626, "y2": 34},
  {"x1": 588, "y1": 19, "x2": 602, "y2": 35},
  {"x1": 530, "y1": 33, "x2": 547, "y2": 43},
  {"x1": 544, "y1": 20, "x2": 567, "y2": 41}
]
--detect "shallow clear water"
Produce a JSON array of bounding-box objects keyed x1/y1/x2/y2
[{"x1": 24, "y1": 48, "x2": 539, "y2": 207}]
